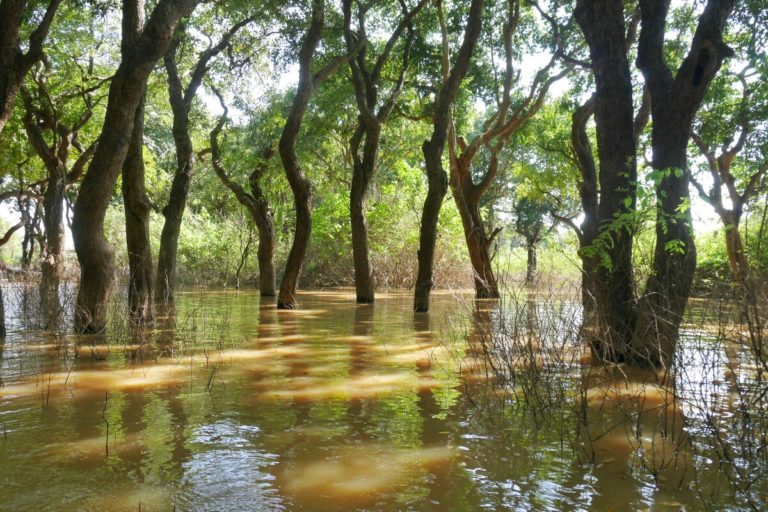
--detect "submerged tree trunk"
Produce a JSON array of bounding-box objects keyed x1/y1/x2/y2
[
  {"x1": 156, "y1": 45, "x2": 194, "y2": 304},
  {"x1": 210, "y1": 110, "x2": 277, "y2": 297},
  {"x1": 277, "y1": 0, "x2": 323, "y2": 309},
  {"x1": 525, "y1": 239, "x2": 537, "y2": 285},
  {"x1": 450, "y1": 158, "x2": 499, "y2": 298},
  {"x1": 278, "y1": 0, "x2": 355, "y2": 308},
  {"x1": 122, "y1": 93, "x2": 154, "y2": 323},
  {"x1": 156, "y1": 14, "x2": 256, "y2": 303},
  {"x1": 21, "y1": 75, "x2": 97, "y2": 327},
  {"x1": 349, "y1": 154, "x2": 375, "y2": 303},
  {"x1": 633, "y1": 0, "x2": 735, "y2": 366},
  {"x1": 155, "y1": 122, "x2": 192, "y2": 304},
  {"x1": 39, "y1": 168, "x2": 65, "y2": 322},
  {"x1": 73, "y1": 0, "x2": 198, "y2": 333},
  {"x1": 414, "y1": 0, "x2": 485, "y2": 312},
  {"x1": 121, "y1": 0, "x2": 153, "y2": 323},
  {"x1": 343, "y1": 0, "x2": 425, "y2": 304},
  {"x1": 575, "y1": 0, "x2": 638, "y2": 363},
  {"x1": 249, "y1": 155, "x2": 277, "y2": 296}
]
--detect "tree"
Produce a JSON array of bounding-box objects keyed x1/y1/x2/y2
[
  {"x1": 156, "y1": 9, "x2": 257, "y2": 303},
  {"x1": 632, "y1": 0, "x2": 736, "y2": 364},
  {"x1": 576, "y1": 0, "x2": 735, "y2": 365},
  {"x1": 0, "y1": 0, "x2": 60, "y2": 134},
  {"x1": 20, "y1": 59, "x2": 101, "y2": 321},
  {"x1": 121, "y1": 0, "x2": 153, "y2": 324},
  {"x1": 72, "y1": 0, "x2": 199, "y2": 333},
  {"x1": 277, "y1": 0, "x2": 359, "y2": 309},
  {"x1": 574, "y1": 0, "x2": 646, "y2": 363},
  {"x1": 447, "y1": 0, "x2": 570, "y2": 299},
  {"x1": 209, "y1": 92, "x2": 277, "y2": 296},
  {"x1": 690, "y1": 63, "x2": 768, "y2": 284},
  {"x1": 513, "y1": 196, "x2": 554, "y2": 284},
  {"x1": 413, "y1": 0, "x2": 485, "y2": 312},
  {"x1": 342, "y1": 0, "x2": 427, "y2": 304}
]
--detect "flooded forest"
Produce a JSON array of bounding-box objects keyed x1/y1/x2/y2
[{"x1": 1, "y1": 0, "x2": 767, "y2": 510}]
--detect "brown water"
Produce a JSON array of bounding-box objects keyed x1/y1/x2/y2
[{"x1": 0, "y1": 289, "x2": 761, "y2": 510}]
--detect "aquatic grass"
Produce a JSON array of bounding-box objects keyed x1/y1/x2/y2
[{"x1": 448, "y1": 274, "x2": 768, "y2": 510}]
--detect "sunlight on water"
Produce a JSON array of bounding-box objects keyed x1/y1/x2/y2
[
  {"x1": 0, "y1": 288, "x2": 761, "y2": 510},
  {"x1": 284, "y1": 445, "x2": 457, "y2": 502}
]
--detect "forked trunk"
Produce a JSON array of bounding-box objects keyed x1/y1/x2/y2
[
  {"x1": 0, "y1": 0, "x2": 60, "y2": 134},
  {"x1": 633, "y1": 0, "x2": 735, "y2": 366}
]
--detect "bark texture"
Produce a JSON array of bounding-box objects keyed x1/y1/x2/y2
[
  {"x1": 414, "y1": 0, "x2": 485, "y2": 312},
  {"x1": 575, "y1": 0, "x2": 639, "y2": 362},
  {"x1": 122, "y1": 0, "x2": 154, "y2": 324},
  {"x1": 72, "y1": 0, "x2": 199, "y2": 333},
  {"x1": 633, "y1": 0, "x2": 735, "y2": 365}
]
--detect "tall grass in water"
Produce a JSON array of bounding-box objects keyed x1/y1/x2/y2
[{"x1": 453, "y1": 274, "x2": 768, "y2": 510}]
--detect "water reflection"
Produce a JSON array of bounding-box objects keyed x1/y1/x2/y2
[{"x1": 0, "y1": 289, "x2": 761, "y2": 510}]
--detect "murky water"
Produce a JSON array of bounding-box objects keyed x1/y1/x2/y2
[{"x1": 0, "y1": 289, "x2": 764, "y2": 510}]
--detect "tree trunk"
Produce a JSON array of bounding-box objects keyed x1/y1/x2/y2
[
  {"x1": 156, "y1": 51, "x2": 194, "y2": 304},
  {"x1": 571, "y1": 99, "x2": 600, "y2": 314},
  {"x1": 723, "y1": 218, "x2": 749, "y2": 283},
  {"x1": 277, "y1": 157, "x2": 312, "y2": 309},
  {"x1": 575, "y1": 0, "x2": 639, "y2": 362},
  {"x1": 350, "y1": 128, "x2": 377, "y2": 303},
  {"x1": 210, "y1": 124, "x2": 277, "y2": 297},
  {"x1": 122, "y1": 93, "x2": 154, "y2": 323},
  {"x1": 156, "y1": 14, "x2": 255, "y2": 302},
  {"x1": 121, "y1": 0, "x2": 153, "y2": 323},
  {"x1": 414, "y1": 0, "x2": 485, "y2": 312},
  {"x1": 0, "y1": 284, "x2": 5, "y2": 338},
  {"x1": 39, "y1": 167, "x2": 65, "y2": 324},
  {"x1": 342, "y1": 0, "x2": 425, "y2": 304},
  {"x1": 249, "y1": 157, "x2": 277, "y2": 297},
  {"x1": 73, "y1": 0, "x2": 198, "y2": 333},
  {"x1": 155, "y1": 161, "x2": 190, "y2": 303},
  {"x1": 278, "y1": 0, "x2": 351, "y2": 309},
  {"x1": 450, "y1": 161, "x2": 499, "y2": 298},
  {"x1": 633, "y1": 0, "x2": 735, "y2": 366},
  {"x1": 525, "y1": 239, "x2": 537, "y2": 285}
]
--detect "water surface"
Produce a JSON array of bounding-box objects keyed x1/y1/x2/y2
[{"x1": 0, "y1": 289, "x2": 758, "y2": 510}]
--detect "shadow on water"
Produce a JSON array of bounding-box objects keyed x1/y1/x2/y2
[{"x1": 0, "y1": 287, "x2": 766, "y2": 510}]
